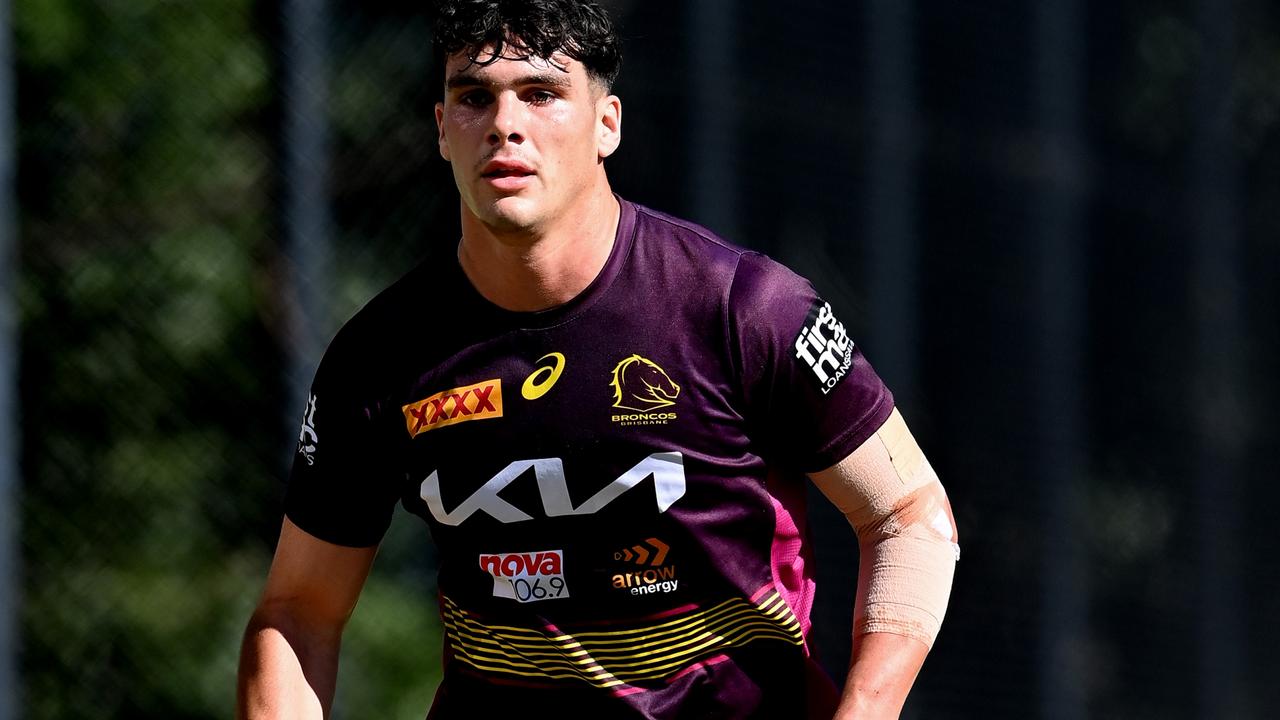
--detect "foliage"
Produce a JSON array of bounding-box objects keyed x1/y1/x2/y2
[{"x1": 15, "y1": 1, "x2": 444, "y2": 717}]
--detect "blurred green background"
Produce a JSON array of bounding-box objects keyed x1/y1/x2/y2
[
  {"x1": 5, "y1": 0, "x2": 1279, "y2": 718},
  {"x1": 12, "y1": 1, "x2": 446, "y2": 717}
]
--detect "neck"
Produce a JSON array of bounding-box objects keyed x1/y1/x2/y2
[{"x1": 458, "y1": 184, "x2": 621, "y2": 313}]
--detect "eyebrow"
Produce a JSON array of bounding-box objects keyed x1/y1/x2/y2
[{"x1": 445, "y1": 72, "x2": 574, "y2": 91}]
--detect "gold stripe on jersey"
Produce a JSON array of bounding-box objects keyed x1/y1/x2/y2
[{"x1": 440, "y1": 591, "x2": 805, "y2": 688}]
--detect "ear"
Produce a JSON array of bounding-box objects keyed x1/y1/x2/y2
[
  {"x1": 596, "y1": 93, "x2": 622, "y2": 159},
  {"x1": 435, "y1": 102, "x2": 451, "y2": 161}
]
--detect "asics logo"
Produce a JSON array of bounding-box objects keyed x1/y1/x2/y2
[{"x1": 522, "y1": 352, "x2": 565, "y2": 401}]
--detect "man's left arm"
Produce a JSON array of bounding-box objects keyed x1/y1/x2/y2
[{"x1": 808, "y1": 407, "x2": 959, "y2": 720}]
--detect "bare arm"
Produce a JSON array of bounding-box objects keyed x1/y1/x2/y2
[
  {"x1": 809, "y1": 408, "x2": 959, "y2": 720},
  {"x1": 237, "y1": 518, "x2": 378, "y2": 719},
  {"x1": 829, "y1": 632, "x2": 929, "y2": 720}
]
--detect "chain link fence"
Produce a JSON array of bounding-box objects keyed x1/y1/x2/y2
[{"x1": 9, "y1": 0, "x2": 1280, "y2": 718}]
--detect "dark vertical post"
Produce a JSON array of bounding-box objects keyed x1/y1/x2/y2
[
  {"x1": 280, "y1": 0, "x2": 332, "y2": 440},
  {"x1": 1191, "y1": 1, "x2": 1245, "y2": 716},
  {"x1": 1034, "y1": 1, "x2": 1088, "y2": 719},
  {"x1": 0, "y1": 0, "x2": 17, "y2": 716},
  {"x1": 866, "y1": 0, "x2": 919, "y2": 407},
  {"x1": 0, "y1": 0, "x2": 18, "y2": 716},
  {"x1": 687, "y1": 0, "x2": 739, "y2": 240}
]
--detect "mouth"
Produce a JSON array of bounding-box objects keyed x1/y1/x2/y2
[{"x1": 481, "y1": 159, "x2": 536, "y2": 179}]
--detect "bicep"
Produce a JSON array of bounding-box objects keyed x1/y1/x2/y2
[
  {"x1": 807, "y1": 408, "x2": 959, "y2": 646},
  {"x1": 257, "y1": 517, "x2": 379, "y2": 629},
  {"x1": 808, "y1": 407, "x2": 957, "y2": 545}
]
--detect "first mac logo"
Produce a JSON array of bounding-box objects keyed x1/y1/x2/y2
[{"x1": 402, "y1": 379, "x2": 503, "y2": 437}]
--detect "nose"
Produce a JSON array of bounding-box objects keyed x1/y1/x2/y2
[{"x1": 487, "y1": 91, "x2": 524, "y2": 146}]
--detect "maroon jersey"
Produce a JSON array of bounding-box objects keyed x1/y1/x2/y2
[{"x1": 286, "y1": 197, "x2": 893, "y2": 719}]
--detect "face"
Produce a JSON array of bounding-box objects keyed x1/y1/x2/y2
[{"x1": 435, "y1": 47, "x2": 622, "y2": 235}]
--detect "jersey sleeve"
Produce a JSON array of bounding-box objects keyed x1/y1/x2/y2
[
  {"x1": 283, "y1": 319, "x2": 402, "y2": 548},
  {"x1": 727, "y1": 252, "x2": 894, "y2": 473}
]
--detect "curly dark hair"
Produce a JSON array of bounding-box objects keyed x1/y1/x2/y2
[{"x1": 431, "y1": 0, "x2": 622, "y2": 91}]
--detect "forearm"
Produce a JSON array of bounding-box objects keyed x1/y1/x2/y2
[
  {"x1": 829, "y1": 531, "x2": 952, "y2": 719},
  {"x1": 810, "y1": 409, "x2": 960, "y2": 719},
  {"x1": 832, "y1": 631, "x2": 929, "y2": 720},
  {"x1": 237, "y1": 606, "x2": 342, "y2": 720}
]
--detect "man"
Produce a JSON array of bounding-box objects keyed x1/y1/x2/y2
[{"x1": 238, "y1": 1, "x2": 959, "y2": 718}]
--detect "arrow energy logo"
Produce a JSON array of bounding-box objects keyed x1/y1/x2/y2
[
  {"x1": 614, "y1": 537, "x2": 670, "y2": 566},
  {"x1": 610, "y1": 537, "x2": 679, "y2": 596}
]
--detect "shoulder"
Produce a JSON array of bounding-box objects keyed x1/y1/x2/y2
[
  {"x1": 727, "y1": 251, "x2": 812, "y2": 307},
  {"x1": 626, "y1": 201, "x2": 752, "y2": 280},
  {"x1": 623, "y1": 200, "x2": 816, "y2": 321},
  {"x1": 629, "y1": 202, "x2": 745, "y2": 255},
  {"x1": 321, "y1": 265, "x2": 417, "y2": 368},
  {"x1": 624, "y1": 200, "x2": 809, "y2": 294},
  {"x1": 617, "y1": 199, "x2": 818, "y2": 338},
  {"x1": 312, "y1": 253, "x2": 459, "y2": 403}
]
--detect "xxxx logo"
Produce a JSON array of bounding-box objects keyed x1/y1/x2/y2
[
  {"x1": 522, "y1": 352, "x2": 565, "y2": 400},
  {"x1": 402, "y1": 379, "x2": 502, "y2": 438},
  {"x1": 613, "y1": 537, "x2": 670, "y2": 566}
]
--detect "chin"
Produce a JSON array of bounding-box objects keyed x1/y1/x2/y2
[{"x1": 474, "y1": 195, "x2": 544, "y2": 233}]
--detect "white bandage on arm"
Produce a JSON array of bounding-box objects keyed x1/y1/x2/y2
[{"x1": 810, "y1": 408, "x2": 959, "y2": 648}]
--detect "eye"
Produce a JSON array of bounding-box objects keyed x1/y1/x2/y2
[
  {"x1": 527, "y1": 89, "x2": 557, "y2": 106},
  {"x1": 457, "y1": 90, "x2": 492, "y2": 108}
]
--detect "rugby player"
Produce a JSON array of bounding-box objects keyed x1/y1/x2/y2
[{"x1": 237, "y1": 1, "x2": 959, "y2": 718}]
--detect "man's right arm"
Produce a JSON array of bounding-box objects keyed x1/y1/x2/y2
[{"x1": 237, "y1": 517, "x2": 378, "y2": 719}]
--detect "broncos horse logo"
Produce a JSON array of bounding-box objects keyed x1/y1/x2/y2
[{"x1": 610, "y1": 355, "x2": 681, "y2": 412}]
